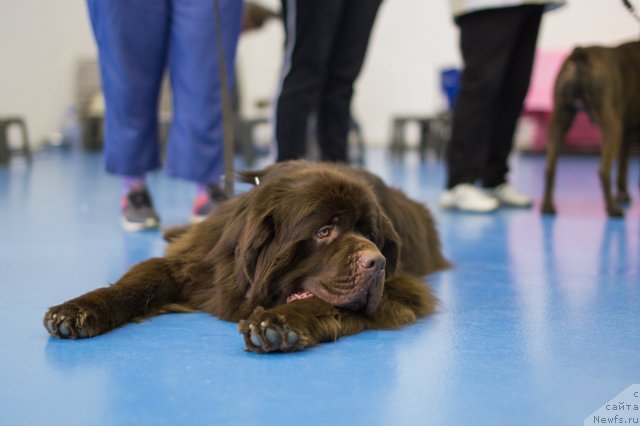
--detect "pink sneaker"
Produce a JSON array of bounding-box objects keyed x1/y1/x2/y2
[{"x1": 191, "y1": 183, "x2": 229, "y2": 223}]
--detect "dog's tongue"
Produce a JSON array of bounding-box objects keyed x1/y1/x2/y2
[{"x1": 286, "y1": 291, "x2": 315, "y2": 303}]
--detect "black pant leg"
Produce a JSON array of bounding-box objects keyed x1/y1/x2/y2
[
  {"x1": 316, "y1": 0, "x2": 382, "y2": 162},
  {"x1": 275, "y1": 0, "x2": 342, "y2": 162},
  {"x1": 482, "y1": 5, "x2": 543, "y2": 187},
  {"x1": 446, "y1": 7, "x2": 529, "y2": 188}
]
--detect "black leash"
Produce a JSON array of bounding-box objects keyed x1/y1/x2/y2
[{"x1": 213, "y1": 0, "x2": 235, "y2": 196}]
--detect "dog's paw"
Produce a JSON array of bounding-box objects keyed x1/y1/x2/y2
[
  {"x1": 43, "y1": 302, "x2": 102, "y2": 339},
  {"x1": 238, "y1": 307, "x2": 311, "y2": 354}
]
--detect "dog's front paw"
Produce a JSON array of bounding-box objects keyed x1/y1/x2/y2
[
  {"x1": 43, "y1": 302, "x2": 103, "y2": 339},
  {"x1": 238, "y1": 307, "x2": 311, "y2": 354}
]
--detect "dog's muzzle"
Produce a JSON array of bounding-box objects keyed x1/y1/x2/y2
[{"x1": 336, "y1": 249, "x2": 386, "y2": 316}]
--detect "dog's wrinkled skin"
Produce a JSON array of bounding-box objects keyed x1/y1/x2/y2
[
  {"x1": 44, "y1": 161, "x2": 450, "y2": 353},
  {"x1": 542, "y1": 40, "x2": 640, "y2": 217}
]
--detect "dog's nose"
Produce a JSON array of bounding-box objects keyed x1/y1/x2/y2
[{"x1": 357, "y1": 250, "x2": 386, "y2": 271}]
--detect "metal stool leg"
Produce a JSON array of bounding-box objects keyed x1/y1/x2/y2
[
  {"x1": 0, "y1": 122, "x2": 9, "y2": 166},
  {"x1": 0, "y1": 117, "x2": 32, "y2": 166}
]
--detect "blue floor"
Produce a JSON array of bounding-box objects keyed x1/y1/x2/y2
[{"x1": 1, "y1": 148, "x2": 639, "y2": 426}]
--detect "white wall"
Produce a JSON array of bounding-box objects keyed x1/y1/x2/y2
[
  {"x1": 0, "y1": 0, "x2": 637, "y2": 149},
  {"x1": 0, "y1": 1, "x2": 95, "y2": 147}
]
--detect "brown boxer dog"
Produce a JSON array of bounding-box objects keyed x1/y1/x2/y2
[{"x1": 541, "y1": 40, "x2": 640, "y2": 217}]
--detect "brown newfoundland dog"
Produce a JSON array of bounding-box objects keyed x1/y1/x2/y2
[{"x1": 44, "y1": 161, "x2": 450, "y2": 353}]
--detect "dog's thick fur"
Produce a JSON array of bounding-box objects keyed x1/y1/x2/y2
[
  {"x1": 44, "y1": 161, "x2": 449, "y2": 353},
  {"x1": 542, "y1": 40, "x2": 640, "y2": 217}
]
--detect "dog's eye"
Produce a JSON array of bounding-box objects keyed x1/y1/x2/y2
[{"x1": 315, "y1": 225, "x2": 333, "y2": 239}]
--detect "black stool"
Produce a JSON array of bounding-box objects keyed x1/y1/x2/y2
[
  {"x1": 0, "y1": 117, "x2": 32, "y2": 166},
  {"x1": 389, "y1": 115, "x2": 431, "y2": 161},
  {"x1": 389, "y1": 114, "x2": 451, "y2": 161}
]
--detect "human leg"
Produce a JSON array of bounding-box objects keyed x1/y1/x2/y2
[
  {"x1": 165, "y1": 0, "x2": 243, "y2": 185},
  {"x1": 274, "y1": 0, "x2": 343, "y2": 161},
  {"x1": 482, "y1": 5, "x2": 543, "y2": 189},
  {"x1": 87, "y1": 0, "x2": 170, "y2": 229},
  {"x1": 163, "y1": 0, "x2": 241, "y2": 221},
  {"x1": 87, "y1": 0, "x2": 170, "y2": 176},
  {"x1": 316, "y1": 0, "x2": 382, "y2": 162},
  {"x1": 445, "y1": 7, "x2": 526, "y2": 189}
]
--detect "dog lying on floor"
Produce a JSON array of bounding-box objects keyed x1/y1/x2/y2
[
  {"x1": 541, "y1": 40, "x2": 640, "y2": 217},
  {"x1": 43, "y1": 161, "x2": 450, "y2": 353}
]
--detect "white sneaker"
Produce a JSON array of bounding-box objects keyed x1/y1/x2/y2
[
  {"x1": 491, "y1": 183, "x2": 532, "y2": 207},
  {"x1": 440, "y1": 183, "x2": 499, "y2": 212}
]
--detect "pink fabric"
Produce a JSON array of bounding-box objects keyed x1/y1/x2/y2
[
  {"x1": 524, "y1": 50, "x2": 568, "y2": 112},
  {"x1": 523, "y1": 49, "x2": 601, "y2": 152}
]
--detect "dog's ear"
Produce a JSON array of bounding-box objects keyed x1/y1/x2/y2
[
  {"x1": 378, "y1": 212, "x2": 401, "y2": 276},
  {"x1": 235, "y1": 207, "x2": 296, "y2": 304},
  {"x1": 234, "y1": 208, "x2": 274, "y2": 291}
]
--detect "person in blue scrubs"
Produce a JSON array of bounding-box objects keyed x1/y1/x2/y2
[{"x1": 87, "y1": 0, "x2": 243, "y2": 231}]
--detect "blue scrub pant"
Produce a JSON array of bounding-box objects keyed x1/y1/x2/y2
[{"x1": 87, "y1": 0, "x2": 242, "y2": 183}]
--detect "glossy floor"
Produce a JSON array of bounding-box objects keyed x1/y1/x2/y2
[{"x1": 1, "y1": 149, "x2": 638, "y2": 426}]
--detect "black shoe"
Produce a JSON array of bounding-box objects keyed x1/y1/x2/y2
[{"x1": 121, "y1": 187, "x2": 161, "y2": 231}]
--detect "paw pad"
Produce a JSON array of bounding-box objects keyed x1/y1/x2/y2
[
  {"x1": 43, "y1": 304, "x2": 94, "y2": 339},
  {"x1": 239, "y1": 311, "x2": 306, "y2": 353}
]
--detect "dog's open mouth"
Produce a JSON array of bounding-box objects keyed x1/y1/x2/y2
[
  {"x1": 286, "y1": 290, "x2": 315, "y2": 303},
  {"x1": 288, "y1": 270, "x2": 385, "y2": 316}
]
